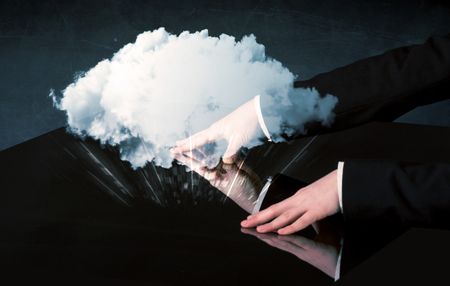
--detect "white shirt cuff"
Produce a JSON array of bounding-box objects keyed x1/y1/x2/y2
[
  {"x1": 254, "y1": 95, "x2": 272, "y2": 142},
  {"x1": 337, "y1": 161, "x2": 344, "y2": 213}
]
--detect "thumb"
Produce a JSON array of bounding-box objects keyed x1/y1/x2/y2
[
  {"x1": 222, "y1": 137, "x2": 242, "y2": 164},
  {"x1": 173, "y1": 128, "x2": 214, "y2": 153}
]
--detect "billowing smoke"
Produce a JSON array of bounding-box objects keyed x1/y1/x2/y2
[{"x1": 51, "y1": 28, "x2": 337, "y2": 169}]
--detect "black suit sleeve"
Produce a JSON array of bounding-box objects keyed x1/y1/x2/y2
[
  {"x1": 263, "y1": 35, "x2": 450, "y2": 227},
  {"x1": 291, "y1": 35, "x2": 450, "y2": 228},
  {"x1": 281, "y1": 33, "x2": 450, "y2": 137},
  {"x1": 341, "y1": 160, "x2": 450, "y2": 227}
]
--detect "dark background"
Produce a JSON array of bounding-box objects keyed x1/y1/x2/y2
[{"x1": 1, "y1": 0, "x2": 450, "y2": 151}]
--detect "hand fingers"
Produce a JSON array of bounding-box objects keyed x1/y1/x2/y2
[
  {"x1": 181, "y1": 149, "x2": 206, "y2": 161},
  {"x1": 240, "y1": 227, "x2": 259, "y2": 235},
  {"x1": 254, "y1": 209, "x2": 304, "y2": 233},
  {"x1": 276, "y1": 234, "x2": 315, "y2": 249},
  {"x1": 173, "y1": 153, "x2": 217, "y2": 180},
  {"x1": 173, "y1": 152, "x2": 201, "y2": 168},
  {"x1": 266, "y1": 238, "x2": 299, "y2": 254},
  {"x1": 260, "y1": 237, "x2": 278, "y2": 248},
  {"x1": 222, "y1": 136, "x2": 241, "y2": 164},
  {"x1": 244, "y1": 230, "x2": 302, "y2": 254},
  {"x1": 220, "y1": 162, "x2": 237, "y2": 171},
  {"x1": 222, "y1": 154, "x2": 239, "y2": 164},
  {"x1": 240, "y1": 201, "x2": 289, "y2": 228},
  {"x1": 174, "y1": 134, "x2": 202, "y2": 149},
  {"x1": 277, "y1": 212, "x2": 316, "y2": 235},
  {"x1": 173, "y1": 129, "x2": 217, "y2": 153},
  {"x1": 240, "y1": 227, "x2": 275, "y2": 240},
  {"x1": 241, "y1": 228, "x2": 303, "y2": 255},
  {"x1": 179, "y1": 150, "x2": 208, "y2": 164}
]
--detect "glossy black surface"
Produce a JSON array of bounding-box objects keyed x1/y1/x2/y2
[
  {"x1": 1, "y1": 122, "x2": 450, "y2": 284},
  {"x1": 0, "y1": 129, "x2": 337, "y2": 285}
]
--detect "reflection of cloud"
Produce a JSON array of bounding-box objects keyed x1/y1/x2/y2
[{"x1": 51, "y1": 27, "x2": 336, "y2": 169}]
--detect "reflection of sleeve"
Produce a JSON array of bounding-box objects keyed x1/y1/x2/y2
[
  {"x1": 337, "y1": 161, "x2": 344, "y2": 212},
  {"x1": 334, "y1": 238, "x2": 344, "y2": 281},
  {"x1": 261, "y1": 33, "x2": 450, "y2": 139},
  {"x1": 341, "y1": 159, "x2": 450, "y2": 227}
]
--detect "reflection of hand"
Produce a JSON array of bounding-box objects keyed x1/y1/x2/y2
[
  {"x1": 241, "y1": 169, "x2": 339, "y2": 235},
  {"x1": 173, "y1": 153, "x2": 263, "y2": 213},
  {"x1": 171, "y1": 97, "x2": 264, "y2": 164},
  {"x1": 241, "y1": 228, "x2": 339, "y2": 279}
]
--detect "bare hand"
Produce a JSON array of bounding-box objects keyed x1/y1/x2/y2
[
  {"x1": 241, "y1": 228, "x2": 340, "y2": 279},
  {"x1": 241, "y1": 169, "x2": 340, "y2": 235}
]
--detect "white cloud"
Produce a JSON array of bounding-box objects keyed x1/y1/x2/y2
[{"x1": 51, "y1": 28, "x2": 337, "y2": 169}]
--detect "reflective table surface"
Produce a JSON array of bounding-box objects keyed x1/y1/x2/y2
[{"x1": 1, "y1": 122, "x2": 450, "y2": 285}]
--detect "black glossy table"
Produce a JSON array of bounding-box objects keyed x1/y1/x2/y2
[{"x1": 1, "y1": 122, "x2": 450, "y2": 285}]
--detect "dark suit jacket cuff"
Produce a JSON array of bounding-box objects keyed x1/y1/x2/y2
[{"x1": 342, "y1": 159, "x2": 450, "y2": 227}]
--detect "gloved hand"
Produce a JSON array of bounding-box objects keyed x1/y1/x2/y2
[{"x1": 171, "y1": 97, "x2": 266, "y2": 164}]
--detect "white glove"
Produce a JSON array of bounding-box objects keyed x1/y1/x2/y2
[{"x1": 171, "y1": 96, "x2": 266, "y2": 165}]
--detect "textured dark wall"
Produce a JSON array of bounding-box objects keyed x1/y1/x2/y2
[{"x1": 1, "y1": 0, "x2": 449, "y2": 150}]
